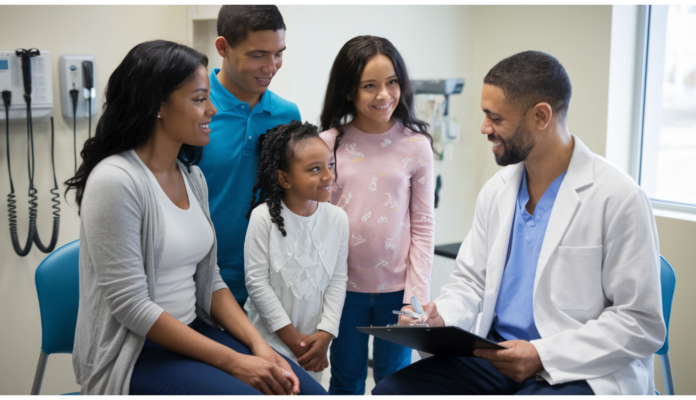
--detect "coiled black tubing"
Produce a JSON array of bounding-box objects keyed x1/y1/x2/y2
[{"x1": 5, "y1": 97, "x2": 60, "y2": 256}]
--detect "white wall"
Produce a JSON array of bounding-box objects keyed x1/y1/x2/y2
[
  {"x1": 274, "y1": 5, "x2": 479, "y2": 248},
  {"x1": 0, "y1": 5, "x2": 189, "y2": 395}
]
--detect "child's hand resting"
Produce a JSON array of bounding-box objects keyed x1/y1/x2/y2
[
  {"x1": 297, "y1": 331, "x2": 333, "y2": 373},
  {"x1": 287, "y1": 332, "x2": 310, "y2": 360},
  {"x1": 276, "y1": 324, "x2": 310, "y2": 360}
]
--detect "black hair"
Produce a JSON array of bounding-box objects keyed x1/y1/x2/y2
[
  {"x1": 65, "y1": 40, "x2": 208, "y2": 211},
  {"x1": 217, "y1": 5, "x2": 286, "y2": 48},
  {"x1": 484, "y1": 50, "x2": 572, "y2": 120},
  {"x1": 320, "y1": 35, "x2": 434, "y2": 183},
  {"x1": 246, "y1": 121, "x2": 321, "y2": 237}
]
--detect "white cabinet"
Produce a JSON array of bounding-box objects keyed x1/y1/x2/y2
[{"x1": 187, "y1": 5, "x2": 222, "y2": 72}]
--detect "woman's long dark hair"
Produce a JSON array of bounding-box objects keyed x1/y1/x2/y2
[
  {"x1": 320, "y1": 35, "x2": 435, "y2": 182},
  {"x1": 65, "y1": 40, "x2": 208, "y2": 211},
  {"x1": 246, "y1": 121, "x2": 320, "y2": 237}
]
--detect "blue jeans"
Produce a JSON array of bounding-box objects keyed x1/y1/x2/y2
[
  {"x1": 372, "y1": 328, "x2": 593, "y2": 395},
  {"x1": 129, "y1": 318, "x2": 327, "y2": 395},
  {"x1": 329, "y1": 290, "x2": 412, "y2": 395}
]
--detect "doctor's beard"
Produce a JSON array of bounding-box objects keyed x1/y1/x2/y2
[{"x1": 491, "y1": 122, "x2": 536, "y2": 166}]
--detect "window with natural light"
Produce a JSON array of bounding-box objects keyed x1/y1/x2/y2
[{"x1": 640, "y1": 5, "x2": 696, "y2": 208}]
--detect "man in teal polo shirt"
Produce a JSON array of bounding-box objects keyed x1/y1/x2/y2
[{"x1": 198, "y1": 5, "x2": 301, "y2": 307}]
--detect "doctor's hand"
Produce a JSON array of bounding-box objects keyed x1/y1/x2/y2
[
  {"x1": 473, "y1": 340, "x2": 544, "y2": 382},
  {"x1": 397, "y1": 302, "x2": 445, "y2": 327}
]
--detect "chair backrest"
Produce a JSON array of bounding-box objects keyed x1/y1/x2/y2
[
  {"x1": 35, "y1": 240, "x2": 80, "y2": 355},
  {"x1": 656, "y1": 255, "x2": 676, "y2": 356}
]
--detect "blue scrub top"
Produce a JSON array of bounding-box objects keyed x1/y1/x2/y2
[
  {"x1": 198, "y1": 68, "x2": 301, "y2": 301},
  {"x1": 491, "y1": 168, "x2": 567, "y2": 342}
]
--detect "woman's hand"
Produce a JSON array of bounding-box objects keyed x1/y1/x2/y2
[
  {"x1": 296, "y1": 331, "x2": 333, "y2": 372},
  {"x1": 144, "y1": 308, "x2": 298, "y2": 395},
  {"x1": 227, "y1": 347, "x2": 299, "y2": 395}
]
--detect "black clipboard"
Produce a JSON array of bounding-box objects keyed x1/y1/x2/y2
[{"x1": 357, "y1": 326, "x2": 506, "y2": 357}]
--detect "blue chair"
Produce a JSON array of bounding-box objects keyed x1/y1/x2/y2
[
  {"x1": 656, "y1": 255, "x2": 676, "y2": 395},
  {"x1": 31, "y1": 240, "x2": 80, "y2": 395}
]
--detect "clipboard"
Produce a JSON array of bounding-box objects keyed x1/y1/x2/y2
[{"x1": 357, "y1": 326, "x2": 506, "y2": 357}]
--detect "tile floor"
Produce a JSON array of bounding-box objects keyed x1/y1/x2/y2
[{"x1": 317, "y1": 337, "x2": 420, "y2": 395}]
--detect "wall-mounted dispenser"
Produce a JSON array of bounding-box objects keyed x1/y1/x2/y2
[{"x1": 59, "y1": 54, "x2": 97, "y2": 121}]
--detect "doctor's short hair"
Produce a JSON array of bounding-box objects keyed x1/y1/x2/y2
[
  {"x1": 217, "y1": 5, "x2": 286, "y2": 48},
  {"x1": 484, "y1": 50, "x2": 572, "y2": 120}
]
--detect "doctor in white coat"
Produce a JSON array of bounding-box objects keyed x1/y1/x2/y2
[{"x1": 373, "y1": 51, "x2": 665, "y2": 396}]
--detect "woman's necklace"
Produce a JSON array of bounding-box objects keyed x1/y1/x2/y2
[{"x1": 140, "y1": 151, "x2": 180, "y2": 195}]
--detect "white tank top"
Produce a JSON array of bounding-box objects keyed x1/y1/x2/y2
[{"x1": 139, "y1": 156, "x2": 214, "y2": 325}]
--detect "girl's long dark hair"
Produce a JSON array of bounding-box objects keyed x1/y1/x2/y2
[
  {"x1": 320, "y1": 35, "x2": 435, "y2": 182},
  {"x1": 65, "y1": 40, "x2": 208, "y2": 211},
  {"x1": 246, "y1": 121, "x2": 320, "y2": 237}
]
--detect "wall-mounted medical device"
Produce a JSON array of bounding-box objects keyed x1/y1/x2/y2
[
  {"x1": 413, "y1": 78, "x2": 465, "y2": 96},
  {"x1": 413, "y1": 78, "x2": 465, "y2": 118},
  {"x1": 60, "y1": 54, "x2": 97, "y2": 172},
  {"x1": 413, "y1": 78, "x2": 465, "y2": 145},
  {"x1": 59, "y1": 54, "x2": 97, "y2": 121},
  {"x1": 0, "y1": 50, "x2": 53, "y2": 121},
  {"x1": 2, "y1": 48, "x2": 60, "y2": 256}
]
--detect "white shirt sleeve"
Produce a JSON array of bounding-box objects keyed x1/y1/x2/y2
[
  {"x1": 317, "y1": 211, "x2": 349, "y2": 337},
  {"x1": 244, "y1": 207, "x2": 293, "y2": 333}
]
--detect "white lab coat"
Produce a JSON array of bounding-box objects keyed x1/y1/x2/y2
[{"x1": 434, "y1": 136, "x2": 665, "y2": 395}]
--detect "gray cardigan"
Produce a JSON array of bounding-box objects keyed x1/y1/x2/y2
[{"x1": 72, "y1": 151, "x2": 227, "y2": 395}]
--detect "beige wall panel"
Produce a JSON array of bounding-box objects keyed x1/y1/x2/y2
[
  {"x1": 471, "y1": 5, "x2": 612, "y2": 195},
  {"x1": 0, "y1": 5, "x2": 188, "y2": 394}
]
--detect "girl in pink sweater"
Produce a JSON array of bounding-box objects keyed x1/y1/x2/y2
[{"x1": 319, "y1": 35, "x2": 435, "y2": 395}]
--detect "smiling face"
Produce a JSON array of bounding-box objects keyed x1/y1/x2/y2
[
  {"x1": 218, "y1": 29, "x2": 285, "y2": 103},
  {"x1": 279, "y1": 136, "x2": 335, "y2": 204},
  {"x1": 351, "y1": 54, "x2": 401, "y2": 134},
  {"x1": 159, "y1": 64, "x2": 217, "y2": 147},
  {"x1": 480, "y1": 84, "x2": 536, "y2": 166}
]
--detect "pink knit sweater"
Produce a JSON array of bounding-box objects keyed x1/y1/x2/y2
[{"x1": 320, "y1": 121, "x2": 435, "y2": 304}]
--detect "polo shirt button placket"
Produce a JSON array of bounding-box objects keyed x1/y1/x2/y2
[{"x1": 247, "y1": 116, "x2": 253, "y2": 152}]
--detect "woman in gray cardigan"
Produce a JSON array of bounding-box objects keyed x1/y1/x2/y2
[{"x1": 64, "y1": 40, "x2": 326, "y2": 396}]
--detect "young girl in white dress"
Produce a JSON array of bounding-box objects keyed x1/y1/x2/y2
[{"x1": 244, "y1": 121, "x2": 349, "y2": 383}]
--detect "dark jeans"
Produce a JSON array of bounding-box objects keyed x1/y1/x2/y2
[
  {"x1": 329, "y1": 290, "x2": 412, "y2": 395},
  {"x1": 129, "y1": 318, "x2": 327, "y2": 395},
  {"x1": 372, "y1": 328, "x2": 593, "y2": 395}
]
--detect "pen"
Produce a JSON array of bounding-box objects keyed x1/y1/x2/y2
[{"x1": 392, "y1": 310, "x2": 421, "y2": 319}]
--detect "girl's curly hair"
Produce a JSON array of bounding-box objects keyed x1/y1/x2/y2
[{"x1": 246, "y1": 120, "x2": 321, "y2": 236}]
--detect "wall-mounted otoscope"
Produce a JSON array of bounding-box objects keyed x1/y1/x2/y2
[
  {"x1": 18, "y1": 48, "x2": 40, "y2": 106},
  {"x1": 82, "y1": 60, "x2": 95, "y2": 139}
]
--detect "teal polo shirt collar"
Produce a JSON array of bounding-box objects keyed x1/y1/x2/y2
[{"x1": 209, "y1": 68, "x2": 274, "y2": 114}]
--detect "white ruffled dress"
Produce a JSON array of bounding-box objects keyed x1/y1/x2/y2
[{"x1": 244, "y1": 201, "x2": 349, "y2": 381}]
